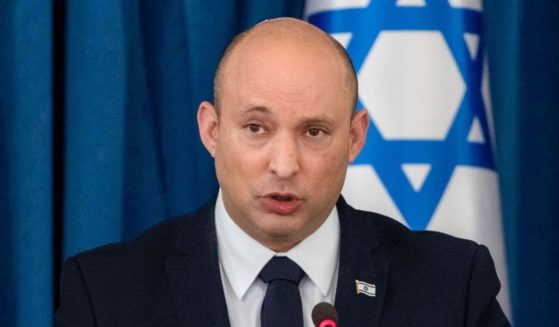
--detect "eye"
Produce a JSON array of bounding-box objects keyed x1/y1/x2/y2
[
  {"x1": 245, "y1": 123, "x2": 265, "y2": 134},
  {"x1": 306, "y1": 128, "x2": 326, "y2": 137}
]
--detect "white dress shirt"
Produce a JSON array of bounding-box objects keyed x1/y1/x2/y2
[{"x1": 214, "y1": 190, "x2": 340, "y2": 327}]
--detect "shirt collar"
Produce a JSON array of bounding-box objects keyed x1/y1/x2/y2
[{"x1": 215, "y1": 190, "x2": 340, "y2": 300}]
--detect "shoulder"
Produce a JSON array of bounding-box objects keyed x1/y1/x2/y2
[
  {"x1": 338, "y1": 201, "x2": 508, "y2": 324},
  {"x1": 341, "y1": 200, "x2": 479, "y2": 251},
  {"x1": 65, "y1": 202, "x2": 213, "y2": 280},
  {"x1": 339, "y1": 200, "x2": 486, "y2": 274},
  {"x1": 56, "y1": 203, "x2": 216, "y2": 324}
]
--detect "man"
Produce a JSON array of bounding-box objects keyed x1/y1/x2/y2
[{"x1": 56, "y1": 18, "x2": 510, "y2": 326}]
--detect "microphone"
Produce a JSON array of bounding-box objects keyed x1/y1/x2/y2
[{"x1": 312, "y1": 302, "x2": 338, "y2": 327}]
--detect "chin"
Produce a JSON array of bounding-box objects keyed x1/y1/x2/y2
[{"x1": 264, "y1": 224, "x2": 306, "y2": 242}]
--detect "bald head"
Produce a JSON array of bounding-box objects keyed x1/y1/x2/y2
[{"x1": 213, "y1": 17, "x2": 358, "y2": 114}]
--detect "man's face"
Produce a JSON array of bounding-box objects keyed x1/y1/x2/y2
[{"x1": 198, "y1": 35, "x2": 368, "y2": 252}]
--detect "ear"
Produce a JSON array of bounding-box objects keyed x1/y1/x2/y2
[
  {"x1": 348, "y1": 109, "x2": 369, "y2": 163},
  {"x1": 197, "y1": 101, "x2": 219, "y2": 157}
]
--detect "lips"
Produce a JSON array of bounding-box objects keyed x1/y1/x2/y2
[{"x1": 261, "y1": 193, "x2": 302, "y2": 215}]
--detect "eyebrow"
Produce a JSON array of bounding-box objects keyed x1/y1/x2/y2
[
  {"x1": 241, "y1": 105, "x2": 338, "y2": 127},
  {"x1": 241, "y1": 105, "x2": 271, "y2": 115},
  {"x1": 299, "y1": 116, "x2": 337, "y2": 128}
]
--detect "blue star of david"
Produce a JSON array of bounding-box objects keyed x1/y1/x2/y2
[{"x1": 308, "y1": 1, "x2": 494, "y2": 230}]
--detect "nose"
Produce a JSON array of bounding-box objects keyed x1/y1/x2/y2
[{"x1": 268, "y1": 133, "x2": 300, "y2": 178}]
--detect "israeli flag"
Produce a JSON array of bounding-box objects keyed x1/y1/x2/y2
[{"x1": 306, "y1": 0, "x2": 510, "y2": 317}]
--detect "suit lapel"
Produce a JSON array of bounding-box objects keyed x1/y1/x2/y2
[
  {"x1": 335, "y1": 198, "x2": 390, "y2": 327},
  {"x1": 165, "y1": 204, "x2": 230, "y2": 327}
]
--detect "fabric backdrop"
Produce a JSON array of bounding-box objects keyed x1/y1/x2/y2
[{"x1": 0, "y1": 1, "x2": 557, "y2": 326}]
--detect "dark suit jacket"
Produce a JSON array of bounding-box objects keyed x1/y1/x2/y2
[{"x1": 55, "y1": 197, "x2": 510, "y2": 326}]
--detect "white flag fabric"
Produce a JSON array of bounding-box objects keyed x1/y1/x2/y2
[{"x1": 306, "y1": 0, "x2": 510, "y2": 318}]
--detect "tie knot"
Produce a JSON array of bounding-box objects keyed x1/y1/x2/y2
[{"x1": 259, "y1": 257, "x2": 305, "y2": 285}]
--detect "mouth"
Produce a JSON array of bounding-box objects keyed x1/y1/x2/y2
[
  {"x1": 261, "y1": 193, "x2": 302, "y2": 215},
  {"x1": 270, "y1": 194, "x2": 296, "y2": 201}
]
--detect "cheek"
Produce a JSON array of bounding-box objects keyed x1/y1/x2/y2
[
  {"x1": 215, "y1": 135, "x2": 264, "y2": 190},
  {"x1": 306, "y1": 144, "x2": 349, "y2": 183},
  {"x1": 215, "y1": 140, "x2": 241, "y2": 184},
  {"x1": 322, "y1": 139, "x2": 350, "y2": 167}
]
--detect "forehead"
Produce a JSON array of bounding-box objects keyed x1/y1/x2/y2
[{"x1": 220, "y1": 35, "x2": 352, "y2": 116}]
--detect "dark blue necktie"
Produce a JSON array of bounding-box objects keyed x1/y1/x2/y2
[{"x1": 259, "y1": 256, "x2": 305, "y2": 327}]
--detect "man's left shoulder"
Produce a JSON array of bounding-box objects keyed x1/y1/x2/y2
[
  {"x1": 343, "y1": 203, "x2": 490, "y2": 271},
  {"x1": 340, "y1": 204, "x2": 509, "y2": 325}
]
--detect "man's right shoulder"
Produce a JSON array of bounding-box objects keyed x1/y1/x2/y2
[
  {"x1": 67, "y1": 201, "x2": 214, "y2": 272},
  {"x1": 56, "y1": 202, "x2": 217, "y2": 325}
]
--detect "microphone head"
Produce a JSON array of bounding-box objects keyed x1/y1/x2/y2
[{"x1": 312, "y1": 302, "x2": 338, "y2": 327}]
